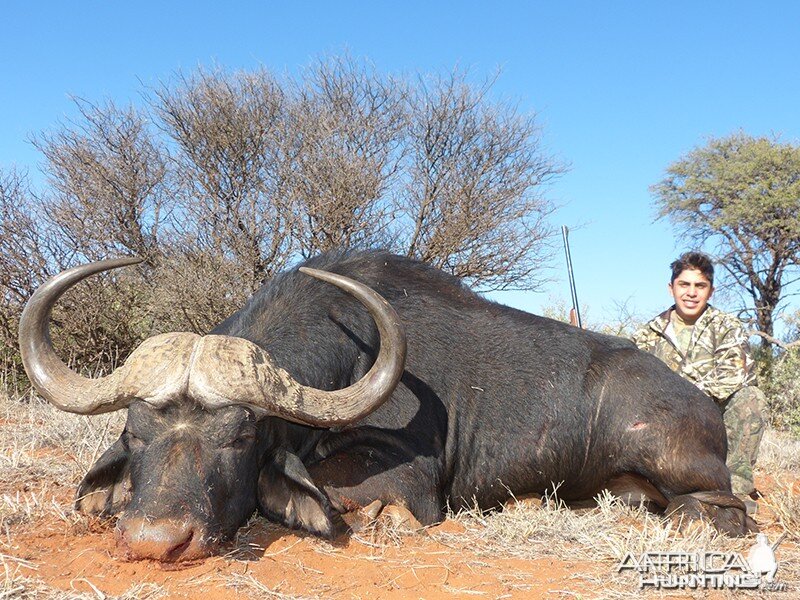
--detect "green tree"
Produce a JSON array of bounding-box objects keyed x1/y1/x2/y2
[{"x1": 651, "y1": 133, "x2": 800, "y2": 350}]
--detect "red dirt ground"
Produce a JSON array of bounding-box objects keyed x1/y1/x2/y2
[
  {"x1": 3, "y1": 433, "x2": 795, "y2": 599},
  {"x1": 12, "y1": 486, "x2": 797, "y2": 599},
  {"x1": 10, "y1": 496, "x2": 608, "y2": 599}
]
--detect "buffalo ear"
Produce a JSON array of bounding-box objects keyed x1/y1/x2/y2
[
  {"x1": 257, "y1": 449, "x2": 341, "y2": 538},
  {"x1": 75, "y1": 437, "x2": 132, "y2": 516}
]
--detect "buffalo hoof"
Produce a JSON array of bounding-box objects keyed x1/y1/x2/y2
[
  {"x1": 341, "y1": 499, "x2": 383, "y2": 533},
  {"x1": 342, "y1": 501, "x2": 423, "y2": 535},
  {"x1": 665, "y1": 491, "x2": 758, "y2": 537},
  {"x1": 378, "y1": 504, "x2": 424, "y2": 532}
]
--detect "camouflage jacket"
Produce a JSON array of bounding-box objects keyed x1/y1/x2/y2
[{"x1": 631, "y1": 305, "x2": 755, "y2": 403}]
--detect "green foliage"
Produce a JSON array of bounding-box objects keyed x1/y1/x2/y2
[
  {"x1": 651, "y1": 132, "x2": 800, "y2": 345},
  {"x1": 652, "y1": 132, "x2": 800, "y2": 236},
  {"x1": 760, "y1": 347, "x2": 800, "y2": 436}
]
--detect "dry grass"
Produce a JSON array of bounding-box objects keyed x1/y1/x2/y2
[
  {"x1": 223, "y1": 573, "x2": 318, "y2": 600},
  {"x1": 0, "y1": 392, "x2": 124, "y2": 488},
  {"x1": 439, "y1": 493, "x2": 792, "y2": 599},
  {"x1": 0, "y1": 392, "x2": 124, "y2": 540},
  {"x1": 446, "y1": 490, "x2": 740, "y2": 562},
  {"x1": 426, "y1": 431, "x2": 800, "y2": 598},
  {"x1": 1, "y1": 390, "x2": 799, "y2": 598},
  {"x1": 758, "y1": 428, "x2": 800, "y2": 472},
  {"x1": 0, "y1": 554, "x2": 167, "y2": 600},
  {"x1": 752, "y1": 429, "x2": 800, "y2": 543},
  {"x1": 763, "y1": 481, "x2": 800, "y2": 539}
]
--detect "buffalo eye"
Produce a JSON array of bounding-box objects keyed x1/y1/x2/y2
[
  {"x1": 123, "y1": 430, "x2": 146, "y2": 452},
  {"x1": 224, "y1": 432, "x2": 256, "y2": 452}
]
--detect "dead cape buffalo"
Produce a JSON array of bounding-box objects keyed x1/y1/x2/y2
[{"x1": 19, "y1": 250, "x2": 755, "y2": 561}]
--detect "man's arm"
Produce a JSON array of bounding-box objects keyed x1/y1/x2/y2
[
  {"x1": 682, "y1": 319, "x2": 755, "y2": 402},
  {"x1": 630, "y1": 325, "x2": 654, "y2": 351}
]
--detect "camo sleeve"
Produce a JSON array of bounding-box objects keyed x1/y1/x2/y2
[
  {"x1": 630, "y1": 325, "x2": 657, "y2": 353},
  {"x1": 681, "y1": 317, "x2": 755, "y2": 402}
]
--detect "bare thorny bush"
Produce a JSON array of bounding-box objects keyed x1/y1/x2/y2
[
  {"x1": 402, "y1": 71, "x2": 558, "y2": 288},
  {"x1": 0, "y1": 56, "x2": 564, "y2": 394}
]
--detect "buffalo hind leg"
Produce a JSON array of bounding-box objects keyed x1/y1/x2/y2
[{"x1": 604, "y1": 473, "x2": 668, "y2": 512}]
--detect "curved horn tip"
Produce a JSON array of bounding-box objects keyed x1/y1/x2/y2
[
  {"x1": 104, "y1": 256, "x2": 145, "y2": 268},
  {"x1": 298, "y1": 266, "x2": 326, "y2": 278},
  {"x1": 18, "y1": 255, "x2": 146, "y2": 415}
]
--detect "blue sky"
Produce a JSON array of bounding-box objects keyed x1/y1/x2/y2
[{"x1": 3, "y1": 2, "x2": 799, "y2": 331}]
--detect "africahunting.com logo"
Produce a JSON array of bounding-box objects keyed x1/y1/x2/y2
[{"x1": 617, "y1": 533, "x2": 787, "y2": 591}]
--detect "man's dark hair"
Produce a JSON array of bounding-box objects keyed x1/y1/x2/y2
[{"x1": 670, "y1": 252, "x2": 714, "y2": 285}]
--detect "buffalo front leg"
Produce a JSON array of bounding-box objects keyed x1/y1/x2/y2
[
  {"x1": 665, "y1": 491, "x2": 758, "y2": 536},
  {"x1": 643, "y1": 451, "x2": 757, "y2": 536},
  {"x1": 307, "y1": 448, "x2": 444, "y2": 530}
]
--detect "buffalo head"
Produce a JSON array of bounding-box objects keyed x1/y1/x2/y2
[{"x1": 19, "y1": 258, "x2": 406, "y2": 561}]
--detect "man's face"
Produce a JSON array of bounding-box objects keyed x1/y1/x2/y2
[{"x1": 668, "y1": 268, "x2": 713, "y2": 324}]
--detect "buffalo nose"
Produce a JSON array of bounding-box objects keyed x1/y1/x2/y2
[{"x1": 116, "y1": 516, "x2": 210, "y2": 562}]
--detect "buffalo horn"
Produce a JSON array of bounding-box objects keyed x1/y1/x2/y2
[
  {"x1": 20, "y1": 260, "x2": 407, "y2": 425},
  {"x1": 186, "y1": 266, "x2": 407, "y2": 426},
  {"x1": 17, "y1": 258, "x2": 201, "y2": 414}
]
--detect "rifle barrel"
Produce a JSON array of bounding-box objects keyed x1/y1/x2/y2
[{"x1": 561, "y1": 226, "x2": 582, "y2": 328}]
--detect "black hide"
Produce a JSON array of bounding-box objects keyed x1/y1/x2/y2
[{"x1": 80, "y1": 250, "x2": 738, "y2": 550}]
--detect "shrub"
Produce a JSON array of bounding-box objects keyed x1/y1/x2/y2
[{"x1": 761, "y1": 347, "x2": 800, "y2": 435}]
